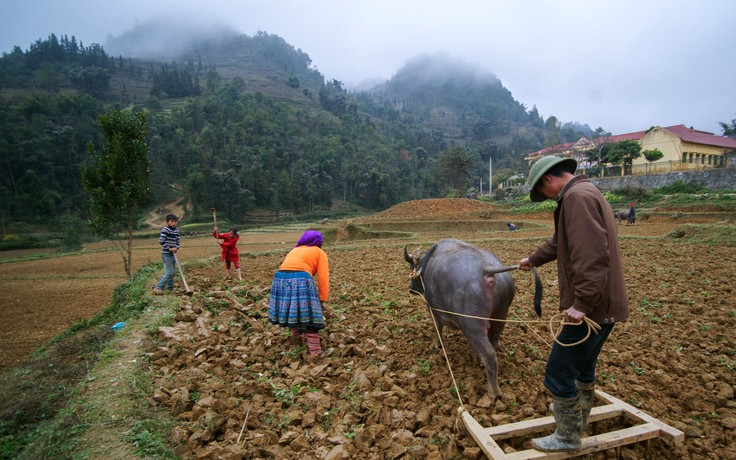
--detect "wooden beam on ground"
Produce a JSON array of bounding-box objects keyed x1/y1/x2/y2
[{"x1": 462, "y1": 389, "x2": 684, "y2": 459}]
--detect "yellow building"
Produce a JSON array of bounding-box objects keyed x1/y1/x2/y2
[
  {"x1": 525, "y1": 124, "x2": 736, "y2": 175},
  {"x1": 633, "y1": 125, "x2": 734, "y2": 173}
]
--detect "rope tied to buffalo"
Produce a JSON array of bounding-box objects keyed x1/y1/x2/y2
[
  {"x1": 423, "y1": 304, "x2": 602, "y2": 347},
  {"x1": 409, "y1": 271, "x2": 602, "y2": 348}
]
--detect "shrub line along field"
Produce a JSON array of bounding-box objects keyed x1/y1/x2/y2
[{"x1": 0, "y1": 198, "x2": 734, "y2": 459}]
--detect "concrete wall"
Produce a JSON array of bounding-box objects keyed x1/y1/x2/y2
[{"x1": 588, "y1": 167, "x2": 736, "y2": 191}]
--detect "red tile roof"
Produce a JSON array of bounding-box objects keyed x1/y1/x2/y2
[
  {"x1": 527, "y1": 124, "x2": 736, "y2": 159},
  {"x1": 663, "y1": 124, "x2": 736, "y2": 148}
]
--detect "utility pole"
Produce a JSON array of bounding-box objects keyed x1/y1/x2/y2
[
  {"x1": 480, "y1": 177, "x2": 483, "y2": 195},
  {"x1": 489, "y1": 157, "x2": 493, "y2": 195}
]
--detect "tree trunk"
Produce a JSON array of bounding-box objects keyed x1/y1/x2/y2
[{"x1": 125, "y1": 211, "x2": 133, "y2": 280}]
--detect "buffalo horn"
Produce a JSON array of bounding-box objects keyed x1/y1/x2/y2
[{"x1": 404, "y1": 245, "x2": 414, "y2": 264}]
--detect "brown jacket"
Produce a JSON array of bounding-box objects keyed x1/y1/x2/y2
[{"x1": 529, "y1": 175, "x2": 629, "y2": 325}]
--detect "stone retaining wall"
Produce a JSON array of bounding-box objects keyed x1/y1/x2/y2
[{"x1": 588, "y1": 168, "x2": 736, "y2": 191}]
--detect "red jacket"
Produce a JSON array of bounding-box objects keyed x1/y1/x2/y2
[{"x1": 214, "y1": 231, "x2": 239, "y2": 262}]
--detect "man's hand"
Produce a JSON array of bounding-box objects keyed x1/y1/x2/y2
[
  {"x1": 169, "y1": 247, "x2": 178, "y2": 253},
  {"x1": 519, "y1": 257, "x2": 534, "y2": 271},
  {"x1": 564, "y1": 306, "x2": 585, "y2": 323}
]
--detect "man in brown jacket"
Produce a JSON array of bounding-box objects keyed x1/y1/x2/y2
[{"x1": 519, "y1": 155, "x2": 629, "y2": 452}]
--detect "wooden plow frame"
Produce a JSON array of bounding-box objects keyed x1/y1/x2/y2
[{"x1": 462, "y1": 389, "x2": 684, "y2": 459}]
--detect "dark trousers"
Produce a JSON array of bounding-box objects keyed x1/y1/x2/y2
[{"x1": 544, "y1": 323, "x2": 615, "y2": 397}]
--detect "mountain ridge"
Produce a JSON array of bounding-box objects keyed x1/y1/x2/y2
[{"x1": 0, "y1": 25, "x2": 594, "y2": 227}]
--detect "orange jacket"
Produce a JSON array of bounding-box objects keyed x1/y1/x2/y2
[{"x1": 279, "y1": 245, "x2": 330, "y2": 301}]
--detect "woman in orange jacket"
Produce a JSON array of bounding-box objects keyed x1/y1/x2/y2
[
  {"x1": 213, "y1": 227, "x2": 241, "y2": 280},
  {"x1": 268, "y1": 230, "x2": 332, "y2": 357}
]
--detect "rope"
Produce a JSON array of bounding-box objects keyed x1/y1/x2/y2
[
  {"x1": 411, "y1": 286, "x2": 601, "y2": 347},
  {"x1": 511, "y1": 311, "x2": 551, "y2": 348},
  {"x1": 431, "y1": 305, "x2": 600, "y2": 347},
  {"x1": 425, "y1": 293, "x2": 467, "y2": 410}
]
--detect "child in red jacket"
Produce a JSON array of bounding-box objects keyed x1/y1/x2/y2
[{"x1": 213, "y1": 227, "x2": 241, "y2": 280}]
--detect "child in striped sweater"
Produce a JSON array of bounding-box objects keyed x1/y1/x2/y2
[{"x1": 153, "y1": 214, "x2": 180, "y2": 295}]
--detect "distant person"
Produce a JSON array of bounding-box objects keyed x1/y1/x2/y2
[
  {"x1": 153, "y1": 214, "x2": 180, "y2": 295},
  {"x1": 507, "y1": 222, "x2": 517, "y2": 231},
  {"x1": 213, "y1": 227, "x2": 241, "y2": 280},
  {"x1": 268, "y1": 230, "x2": 333, "y2": 358},
  {"x1": 518, "y1": 156, "x2": 629, "y2": 452},
  {"x1": 628, "y1": 203, "x2": 636, "y2": 225}
]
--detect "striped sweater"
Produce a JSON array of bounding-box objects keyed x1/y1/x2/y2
[{"x1": 159, "y1": 225, "x2": 180, "y2": 253}]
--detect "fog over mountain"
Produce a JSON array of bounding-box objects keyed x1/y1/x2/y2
[
  {"x1": 388, "y1": 53, "x2": 501, "y2": 87},
  {"x1": 104, "y1": 17, "x2": 239, "y2": 60},
  {"x1": 2, "y1": 0, "x2": 735, "y2": 135}
]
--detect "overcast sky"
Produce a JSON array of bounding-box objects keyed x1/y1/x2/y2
[{"x1": 2, "y1": 0, "x2": 735, "y2": 136}]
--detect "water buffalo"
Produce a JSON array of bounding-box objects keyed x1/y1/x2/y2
[
  {"x1": 404, "y1": 238, "x2": 542, "y2": 400},
  {"x1": 613, "y1": 209, "x2": 630, "y2": 223}
]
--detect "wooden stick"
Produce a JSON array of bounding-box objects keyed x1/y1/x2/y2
[
  {"x1": 483, "y1": 264, "x2": 520, "y2": 275},
  {"x1": 172, "y1": 252, "x2": 193, "y2": 295},
  {"x1": 237, "y1": 402, "x2": 252, "y2": 444},
  {"x1": 210, "y1": 207, "x2": 221, "y2": 244}
]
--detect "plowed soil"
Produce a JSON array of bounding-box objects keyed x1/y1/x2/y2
[{"x1": 1, "y1": 198, "x2": 735, "y2": 459}]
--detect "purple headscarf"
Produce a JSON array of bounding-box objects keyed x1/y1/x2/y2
[{"x1": 295, "y1": 230, "x2": 324, "y2": 247}]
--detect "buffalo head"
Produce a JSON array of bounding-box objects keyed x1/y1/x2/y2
[{"x1": 404, "y1": 245, "x2": 426, "y2": 294}]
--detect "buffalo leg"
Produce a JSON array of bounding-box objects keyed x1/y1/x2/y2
[
  {"x1": 488, "y1": 320, "x2": 507, "y2": 352},
  {"x1": 464, "y1": 323, "x2": 502, "y2": 400}
]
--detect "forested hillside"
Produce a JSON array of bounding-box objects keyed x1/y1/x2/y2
[{"x1": 0, "y1": 28, "x2": 593, "y2": 230}]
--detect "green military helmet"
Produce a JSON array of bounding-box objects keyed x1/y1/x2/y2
[{"x1": 527, "y1": 155, "x2": 577, "y2": 202}]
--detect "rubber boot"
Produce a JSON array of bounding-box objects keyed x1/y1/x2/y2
[
  {"x1": 576, "y1": 380, "x2": 595, "y2": 432},
  {"x1": 225, "y1": 268, "x2": 232, "y2": 280},
  {"x1": 236, "y1": 268, "x2": 242, "y2": 280},
  {"x1": 533, "y1": 394, "x2": 582, "y2": 452}
]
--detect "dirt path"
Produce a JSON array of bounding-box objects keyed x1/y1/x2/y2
[{"x1": 143, "y1": 199, "x2": 187, "y2": 229}]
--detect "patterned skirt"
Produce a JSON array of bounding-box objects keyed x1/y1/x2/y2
[{"x1": 268, "y1": 271, "x2": 325, "y2": 331}]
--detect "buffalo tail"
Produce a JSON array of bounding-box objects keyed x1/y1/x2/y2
[{"x1": 533, "y1": 268, "x2": 543, "y2": 317}]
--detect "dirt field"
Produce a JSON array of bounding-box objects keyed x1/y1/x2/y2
[
  {"x1": 1, "y1": 198, "x2": 734, "y2": 458},
  {"x1": 0, "y1": 229, "x2": 303, "y2": 371}
]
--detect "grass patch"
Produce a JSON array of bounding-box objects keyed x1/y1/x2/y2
[
  {"x1": 668, "y1": 223, "x2": 736, "y2": 246},
  {"x1": 0, "y1": 263, "x2": 178, "y2": 459},
  {"x1": 508, "y1": 199, "x2": 557, "y2": 214}
]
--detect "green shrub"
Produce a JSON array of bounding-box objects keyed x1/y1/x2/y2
[
  {"x1": 603, "y1": 191, "x2": 626, "y2": 202},
  {"x1": 0, "y1": 234, "x2": 55, "y2": 251},
  {"x1": 654, "y1": 181, "x2": 708, "y2": 195},
  {"x1": 610, "y1": 186, "x2": 652, "y2": 200},
  {"x1": 511, "y1": 200, "x2": 557, "y2": 213}
]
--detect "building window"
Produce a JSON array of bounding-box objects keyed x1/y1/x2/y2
[
  {"x1": 689, "y1": 153, "x2": 694, "y2": 163},
  {"x1": 708, "y1": 155, "x2": 712, "y2": 165},
  {"x1": 701, "y1": 155, "x2": 706, "y2": 165}
]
